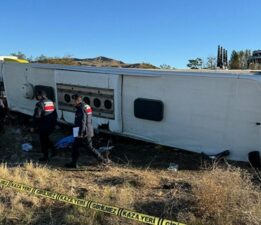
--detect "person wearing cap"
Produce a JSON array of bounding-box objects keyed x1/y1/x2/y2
[
  {"x1": 65, "y1": 94, "x2": 108, "y2": 168},
  {"x1": 31, "y1": 90, "x2": 57, "y2": 162}
]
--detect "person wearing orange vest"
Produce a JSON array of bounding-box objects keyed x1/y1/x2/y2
[
  {"x1": 31, "y1": 90, "x2": 57, "y2": 162},
  {"x1": 65, "y1": 94, "x2": 107, "y2": 168}
]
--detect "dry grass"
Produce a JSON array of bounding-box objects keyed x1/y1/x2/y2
[
  {"x1": 0, "y1": 162, "x2": 260, "y2": 225},
  {"x1": 192, "y1": 166, "x2": 261, "y2": 225}
]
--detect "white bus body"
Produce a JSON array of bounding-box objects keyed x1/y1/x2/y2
[{"x1": 2, "y1": 62, "x2": 261, "y2": 161}]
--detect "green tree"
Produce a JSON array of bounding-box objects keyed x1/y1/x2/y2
[
  {"x1": 229, "y1": 51, "x2": 240, "y2": 69},
  {"x1": 205, "y1": 56, "x2": 216, "y2": 69},
  {"x1": 187, "y1": 58, "x2": 203, "y2": 69},
  {"x1": 26, "y1": 55, "x2": 33, "y2": 62},
  {"x1": 159, "y1": 64, "x2": 175, "y2": 70},
  {"x1": 229, "y1": 49, "x2": 252, "y2": 69},
  {"x1": 238, "y1": 50, "x2": 245, "y2": 69},
  {"x1": 35, "y1": 54, "x2": 48, "y2": 62},
  {"x1": 238, "y1": 50, "x2": 251, "y2": 69},
  {"x1": 10, "y1": 51, "x2": 26, "y2": 60}
]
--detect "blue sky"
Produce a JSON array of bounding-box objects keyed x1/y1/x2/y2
[{"x1": 0, "y1": 0, "x2": 260, "y2": 68}]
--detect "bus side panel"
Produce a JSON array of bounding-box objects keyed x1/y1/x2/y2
[
  {"x1": 54, "y1": 70, "x2": 122, "y2": 132},
  {"x1": 122, "y1": 75, "x2": 261, "y2": 161},
  {"x1": 3, "y1": 63, "x2": 55, "y2": 116}
]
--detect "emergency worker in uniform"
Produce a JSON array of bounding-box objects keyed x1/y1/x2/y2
[
  {"x1": 31, "y1": 90, "x2": 57, "y2": 162},
  {"x1": 65, "y1": 94, "x2": 107, "y2": 168}
]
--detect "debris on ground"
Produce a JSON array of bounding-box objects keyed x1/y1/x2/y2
[
  {"x1": 55, "y1": 135, "x2": 75, "y2": 150},
  {"x1": 0, "y1": 113, "x2": 260, "y2": 225},
  {"x1": 98, "y1": 146, "x2": 114, "y2": 153},
  {"x1": 167, "y1": 162, "x2": 179, "y2": 171},
  {"x1": 201, "y1": 149, "x2": 230, "y2": 160},
  {"x1": 21, "y1": 143, "x2": 32, "y2": 152}
]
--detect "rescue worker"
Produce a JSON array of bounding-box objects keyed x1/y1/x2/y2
[
  {"x1": 31, "y1": 90, "x2": 57, "y2": 162},
  {"x1": 65, "y1": 94, "x2": 108, "y2": 168}
]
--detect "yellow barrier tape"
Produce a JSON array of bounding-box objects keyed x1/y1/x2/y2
[{"x1": 0, "y1": 178, "x2": 186, "y2": 225}]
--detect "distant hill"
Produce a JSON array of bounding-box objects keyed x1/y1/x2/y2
[{"x1": 35, "y1": 56, "x2": 158, "y2": 69}]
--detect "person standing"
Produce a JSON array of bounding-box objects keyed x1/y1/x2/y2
[
  {"x1": 31, "y1": 90, "x2": 57, "y2": 162},
  {"x1": 65, "y1": 94, "x2": 107, "y2": 168}
]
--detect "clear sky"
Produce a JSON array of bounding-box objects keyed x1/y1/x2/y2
[{"x1": 0, "y1": 0, "x2": 260, "y2": 68}]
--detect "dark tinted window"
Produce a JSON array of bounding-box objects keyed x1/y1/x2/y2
[
  {"x1": 34, "y1": 85, "x2": 55, "y2": 102},
  {"x1": 134, "y1": 98, "x2": 163, "y2": 121}
]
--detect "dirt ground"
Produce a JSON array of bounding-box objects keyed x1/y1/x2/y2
[
  {"x1": 0, "y1": 112, "x2": 248, "y2": 170},
  {"x1": 0, "y1": 112, "x2": 260, "y2": 225}
]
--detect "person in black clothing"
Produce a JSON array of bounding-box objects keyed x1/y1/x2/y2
[
  {"x1": 65, "y1": 94, "x2": 107, "y2": 168},
  {"x1": 31, "y1": 90, "x2": 57, "y2": 162}
]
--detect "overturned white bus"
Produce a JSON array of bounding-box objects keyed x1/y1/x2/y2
[{"x1": 1, "y1": 61, "x2": 261, "y2": 161}]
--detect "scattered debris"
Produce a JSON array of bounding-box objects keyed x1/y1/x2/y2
[
  {"x1": 162, "y1": 181, "x2": 192, "y2": 192},
  {"x1": 54, "y1": 135, "x2": 74, "y2": 150},
  {"x1": 12, "y1": 128, "x2": 21, "y2": 135},
  {"x1": 168, "y1": 163, "x2": 179, "y2": 171},
  {"x1": 21, "y1": 143, "x2": 32, "y2": 152},
  {"x1": 201, "y1": 150, "x2": 230, "y2": 160},
  {"x1": 98, "y1": 146, "x2": 114, "y2": 153}
]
